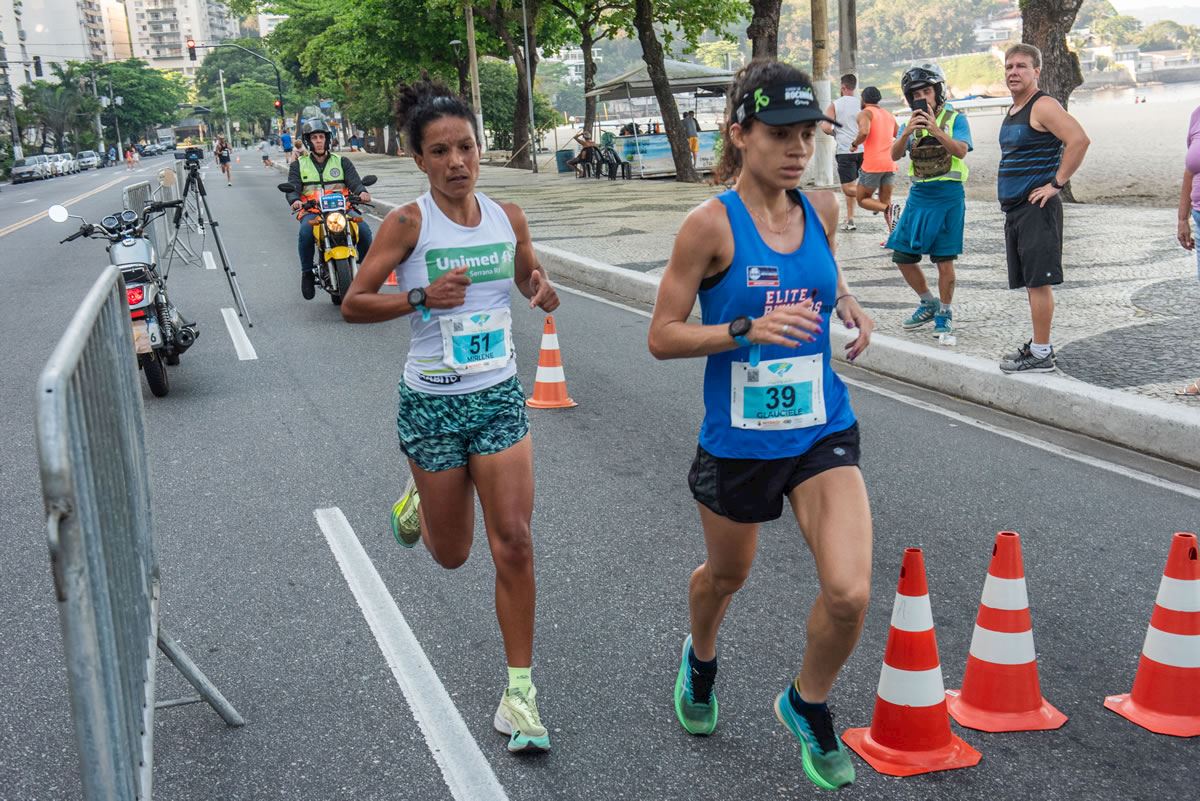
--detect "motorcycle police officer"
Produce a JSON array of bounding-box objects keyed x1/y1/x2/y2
[{"x1": 287, "y1": 120, "x2": 374, "y2": 299}]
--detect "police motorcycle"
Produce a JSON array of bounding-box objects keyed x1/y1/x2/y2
[
  {"x1": 48, "y1": 199, "x2": 197, "y2": 398},
  {"x1": 277, "y1": 173, "x2": 377, "y2": 306}
]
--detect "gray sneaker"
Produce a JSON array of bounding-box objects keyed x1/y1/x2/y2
[
  {"x1": 1003, "y1": 340, "x2": 1057, "y2": 363},
  {"x1": 1000, "y1": 347, "x2": 1056, "y2": 373}
]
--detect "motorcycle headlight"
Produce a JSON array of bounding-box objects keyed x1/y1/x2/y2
[{"x1": 326, "y1": 212, "x2": 347, "y2": 233}]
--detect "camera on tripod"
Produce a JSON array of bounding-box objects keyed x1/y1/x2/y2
[{"x1": 175, "y1": 146, "x2": 205, "y2": 168}]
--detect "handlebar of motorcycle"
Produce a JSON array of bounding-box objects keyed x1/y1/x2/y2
[{"x1": 59, "y1": 225, "x2": 92, "y2": 244}]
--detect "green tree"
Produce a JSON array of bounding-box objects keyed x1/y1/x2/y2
[
  {"x1": 479, "y1": 58, "x2": 558, "y2": 151},
  {"x1": 194, "y1": 37, "x2": 287, "y2": 101},
  {"x1": 94, "y1": 59, "x2": 189, "y2": 145},
  {"x1": 1138, "y1": 20, "x2": 1192, "y2": 51},
  {"x1": 695, "y1": 40, "x2": 743, "y2": 69},
  {"x1": 1092, "y1": 14, "x2": 1141, "y2": 45},
  {"x1": 222, "y1": 80, "x2": 279, "y2": 137},
  {"x1": 1075, "y1": 0, "x2": 1116, "y2": 28},
  {"x1": 19, "y1": 63, "x2": 99, "y2": 152}
]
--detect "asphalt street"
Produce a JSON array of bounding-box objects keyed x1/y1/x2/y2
[{"x1": 1, "y1": 156, "x2": 1198, "y2": 801}]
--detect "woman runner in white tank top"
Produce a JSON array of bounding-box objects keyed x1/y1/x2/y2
[{"x1": 341, "y1": 79, "x2": 560, "y2": 753}]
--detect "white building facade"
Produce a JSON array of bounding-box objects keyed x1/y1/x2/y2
[{"x1": 123, "y1": 0, "x2": 237, "y2": 78}]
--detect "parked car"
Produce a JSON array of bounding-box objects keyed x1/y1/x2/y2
[
  {"x1": 75, "y1": 150, "x2": 101, "y2": 170},
  {"x1": 61, "y1": 153, "x2": 80, "y2": 173},
  {"x1": 49, "y1": 153, "x2": 76, "y2": 175},
  {"x1": 143, "y1": 143, "x2": 162, "y2": 156},
  {"x1": 11, "y1": 155, "x2": 53, "y2": 183}
]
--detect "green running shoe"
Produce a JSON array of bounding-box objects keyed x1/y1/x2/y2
[
  {"x1": 389, "y1": 476, "x2": 421, "y2": 548},
  {"x1": 493, "y1": 686, "x2": 551, "y2": 752},
  {"x1": 774, "y1": 690, "x2": 855, "y2": 790},
  {"x1": 673, "y1": 635, "x2": 718, "y2": 735}
]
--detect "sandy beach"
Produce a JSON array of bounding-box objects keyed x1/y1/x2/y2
[{"x1": 948, "y1": 81, "x2": 1200, "y2": 208}]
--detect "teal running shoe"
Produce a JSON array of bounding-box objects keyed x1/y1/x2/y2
[
  {"x1": 932, "y1": 307, "x2": 953, "y2": 335},
  {"x1": 774, "y1": 690, "x2": 855, "y2": 790},
  {"x1": 389, "y1": 476, "x2": 421, "y2": 548},
  {"x1": 493, "y1": 686, "x2": 551, "y2": 752},
  {"x1": 673, "y1": 635, "x2": 718, "y2": 735},
  {"x1": 902, "y1": 299, "x2": 940, "y2": 330}
]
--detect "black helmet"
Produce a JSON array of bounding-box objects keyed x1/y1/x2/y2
[
  {"x1": 302, "y1": 119, "x2": 333, "y2": 151},
  {"x1": 901, "y1": 63, "x2": 946, "y2": 108}
]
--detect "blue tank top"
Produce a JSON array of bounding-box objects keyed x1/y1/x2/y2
[
  {"x1": 698, "y1": 190, "x2": 856, "y2": 459},
  {"x1": 998, "y1": 91, "x2": 1063, "y2": 209}
]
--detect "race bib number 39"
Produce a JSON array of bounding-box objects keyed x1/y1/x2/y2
[
  {"x1": 730, "y1": 354, "x2": 826, "y2": 430},
  {"x1": 439, "y1": 308, "x2": 513, "y2": 374}
]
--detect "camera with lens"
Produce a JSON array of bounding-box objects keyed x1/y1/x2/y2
[{"x1": 175, "y1": 146, "x2": 205, "y2": 168}]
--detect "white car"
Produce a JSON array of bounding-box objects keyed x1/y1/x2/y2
[
  {"x1": 11, "y1": 155, "x2": 53, "y2": 183},
  {"x1": 54, "y1": 153, "x2": 79, "y2": 174},
  {"x1": 75, "y1": 150, "x2": 101, "y2": 170}
]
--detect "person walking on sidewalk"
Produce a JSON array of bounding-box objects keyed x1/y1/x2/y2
[
  {"x1": 851, "y1": 86, "x2": 899, "y2": 236},
  {"x1": 1175, "y1": 103, "x2": 1200, "y2": 396},
  {"x1": 648, "y1": 58, "x2": 875, "y2": 792},
  {"x1": 997, "y1": 43, "x2": 1090, "y2": 373},
  {"x1": 684, "y1": 111, "x2": 701, "y2": 167},
  {"x1": 822, "y1": 74, "x2": 863, "y2": 232},
  {"x1": 340, "y1": 76, "x2": 561, "y2": 753},
  {"x1": 887, "y1": 63, "x2": 973, "y2": 337}
]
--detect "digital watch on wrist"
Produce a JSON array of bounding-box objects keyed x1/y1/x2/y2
[
  {"x1": 407, "y1": 286, "x2": 432, "y2": 322},
  {"x1": 728, "y1": 316, "x2": 754, "y2": 348},
  {"x1": 1050, "y1": 178, "x2": 1064, "y2": 190}
]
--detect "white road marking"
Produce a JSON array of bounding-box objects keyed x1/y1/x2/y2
[
  {"x1": 19, "y1": 197, "x2": 38, "y2": 204},
  {"x1": 313, "y1": 507, "x2": 510, "y2": 801},
  {"x1": 220, "y1": 307, "x2": 257, "y2": 360},
  {"x1": 557, "y1": 284, "x2": 1200, "y2": 501},
  {"x1": 203, "y1": 250, "x2": 217, "y2": 270},
  {"x1": 0, "y1": 173, "x2": 130, "y2": 238}
]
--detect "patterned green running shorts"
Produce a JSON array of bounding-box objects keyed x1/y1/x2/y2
[{"x1": 396, "y1": 376, "x2": 530, "y2": 473}]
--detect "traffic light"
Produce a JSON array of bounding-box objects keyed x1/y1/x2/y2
[
  {"x1": 32, "y1": 56, "x2": 42, "y2": 77},
  {"x1": 273, "y1": 99, "x2": 282, "y2": 110},
  {"x1": 186, "y1": 38, "x2": 197, "y2": 61}
]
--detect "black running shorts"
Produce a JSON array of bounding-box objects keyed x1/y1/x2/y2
[
  {"x1": 688, "y1": 424, "x2": 861, "y2": 524},
  {"x1": 835, "y1": 153, "x2": 863, "y2": 185},
  {"x1": 1004, "y1": 196, "x2": 1063, "y2": 289}
]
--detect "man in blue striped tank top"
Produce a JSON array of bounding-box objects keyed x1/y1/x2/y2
[
  {"x1": 650, "y1": 59, "x2": 876, "y2": 792},
  {"x1": 997, "y1": 43, "x2": 1090, "y2": 373}
]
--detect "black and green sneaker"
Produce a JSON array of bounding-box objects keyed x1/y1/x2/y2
[
  {"x1": 774, "y1": 690, "x2": 855, "y2": 790},
  {"x1": 673, "y1": 635, "x2": 718, "y2": 735}
]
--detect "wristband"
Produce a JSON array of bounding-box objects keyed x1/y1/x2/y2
[
  {"x1": 836, "y1": 293, "x2": 857, "y2": 307},
  {"x1": 1050, "y1": 178, "x2": 1064, "y2": 190}
]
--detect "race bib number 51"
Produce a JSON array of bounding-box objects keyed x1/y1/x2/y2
[
  {"x1": 438, "y1": 307, "x2": 513, "y2": 374},
  {"x1": 730, "y1": 354, "x2": 826, "y2": 430}
]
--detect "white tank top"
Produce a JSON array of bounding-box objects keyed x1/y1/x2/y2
[
  {"x1": 832, "y1": 95, "x2": 862, "y2": 155},
  {"x1": 397, "y1": 191, "x2": 518, "y2": 395}
]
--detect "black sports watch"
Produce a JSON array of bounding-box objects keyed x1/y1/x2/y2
[
  {"x1": 728, "y1": 315, "x2": 754, "y2": 347},
  {"x1": 1050, "y1": 177, "x2": 1064, "y2": 190},
  {"x1": 407, "y1": 286, "x2": 431, "y2": 321}
]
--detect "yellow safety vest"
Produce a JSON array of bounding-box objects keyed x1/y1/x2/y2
[
  {"x1": 297, "y1": 153, "x2": 347, "y2": 201},
  {"x1": 907, "y1": 107, "x2": 968, "y2": 183}
]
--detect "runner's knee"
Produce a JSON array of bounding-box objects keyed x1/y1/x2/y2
[
  {"x1": 704, "y1": 563, "x2": 750, "y2": 598},
  {"x1": 427, "y1": 537, "x2": 472, "y2": 570},
  {"x1": 822, "y1": 580, "x2": 870, "y2": 624},
  {"x1": 490, "y1": 518, "x2": 533, "y2": 572}
]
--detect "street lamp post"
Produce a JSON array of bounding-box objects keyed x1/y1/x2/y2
[
  {"x1": 192, "y1": 42, "x2": 286, "y2": 141},
  {"x1": 218, "y1": 68, "x2": 233, "y2": 143}
]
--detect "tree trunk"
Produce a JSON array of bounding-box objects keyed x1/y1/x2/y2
[
  {"x1": 1021, "y1": 0, "x2": 1084, "y2": 200},
  {"x1": 477, "y1": 1, "x2": 540, "y2": 170},
  {"x1": 581, "y1": 28, "x2": 598, "y2": 135},
  {"x1": 634, "y1": 0, "x2": 698, "y2": 182},
  {"x1": 748, "y1": 0, "x2": 782, "y2": 60},
  {"x1": 455, "y1": 58, "x2": 470, "y2": 100}
]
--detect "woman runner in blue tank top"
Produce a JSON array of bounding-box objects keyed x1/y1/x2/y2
[{"x1": 648, "y1": 60, "x2": 875, "y2": 791}]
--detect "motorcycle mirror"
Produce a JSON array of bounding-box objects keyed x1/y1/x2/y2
[
  {"x1": 277, "y1": 182, "x2": 296, "y2": 193},
  {"x1": 361, "y1": 175, "x2": 378, "y2": 187},
  {"x1": 48, "y1": 205, "x2": 71, "y2": 224}
]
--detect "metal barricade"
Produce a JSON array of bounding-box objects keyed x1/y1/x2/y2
[{"x1": 36, "y1": 267, "x2": 243, "y2": 801}]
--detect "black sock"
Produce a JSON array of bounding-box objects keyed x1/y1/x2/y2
[
  {"x1": 687, "y1": 647, "x2": 717, "y2": 704},
  {"x1": 788, "y1": 685, "x2": 838, "y2": 753}
]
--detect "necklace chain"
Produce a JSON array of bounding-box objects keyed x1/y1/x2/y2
[{"x1": 746, "y1": 204, "x2": 793, "y2": 236}]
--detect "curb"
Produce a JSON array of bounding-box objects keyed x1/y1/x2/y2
[
  {"x1": 533, "y1": 244, "x2": 1200, "y2": 471},
  {"x1": 300, "y1": 179, "x2": 1200, "y2": 470}
]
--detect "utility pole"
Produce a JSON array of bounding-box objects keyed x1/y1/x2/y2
[
  {"x1": 810, "y1": 0, "x2": 835, "y2": 186},
  {"x1": 838, "y1": 0, "x2": 857, "y2": 77},
  {"x1": 465, "y1": 3, "x2": 486, "y2": 149},
  {"x1": 90, "y1": 71, "x2": 104, "y2": 153},
  {"x1": 218, "y1": 68, "x2": 232, "y2": 143},
  {"x1": 106, "y1": 76, "x2": 123, "y2": 151},
  {"x1": 520, "y1": 0, "x2": 537, "y2": 172}
]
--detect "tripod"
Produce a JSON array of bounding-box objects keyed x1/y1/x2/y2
[{"x1": 163, "y1": 159, "x2": 253, "y2": 326}]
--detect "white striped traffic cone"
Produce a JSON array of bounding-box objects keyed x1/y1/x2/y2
[
  {"x1": 946, "y1": 531, "x2": 1067, "y2": 732},
  {"x1": 843, "y1": 548, "x2": 981, "y2": 776},
  {"x1": 526, "y1": 315, "x2": 576, "y2": 409},
  {"x1": 1104, "y1": 531, "x2": 1200, "y2": 737}
]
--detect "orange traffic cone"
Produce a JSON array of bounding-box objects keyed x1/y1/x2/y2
[
  {"x1": 1104, "y1": 531, "x2": 1200, "y2": 737},
  {"x1": 526, "y1": 316, "x2": 576, "y2": 409},
  {"x1": 946, "y1": 531, "x2": 1067, "y2": 732},
  {"x1": 385, "y1": 270, "x2": 398, "y2": 287},
  {"x1": 843, "y1": 548, "x2": 981, "y2": 776}
]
